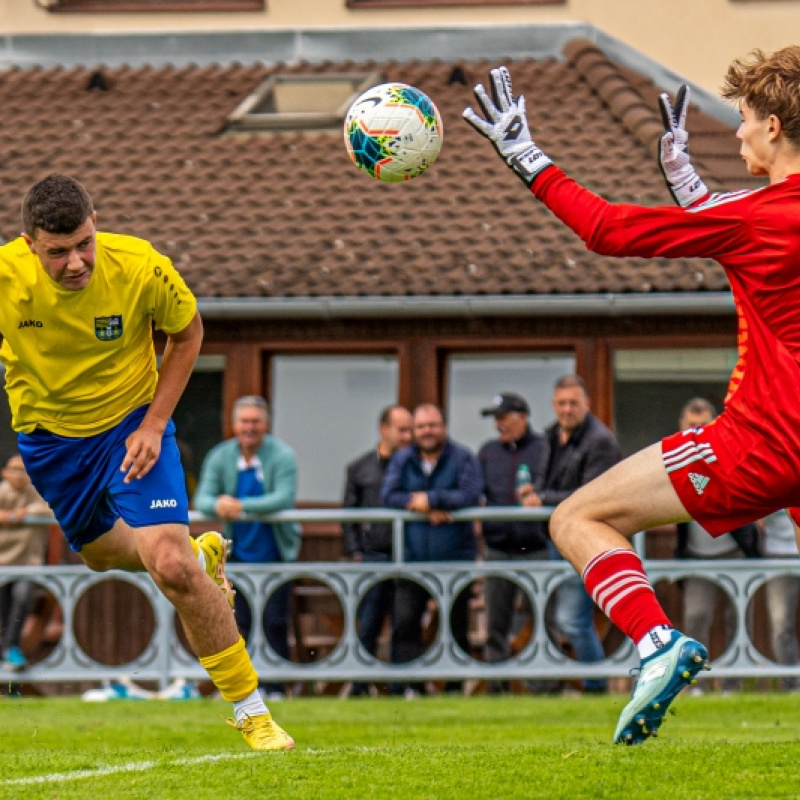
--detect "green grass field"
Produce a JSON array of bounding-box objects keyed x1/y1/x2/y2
[{"x1": 1, "y1": 693, "x2": 799, "y2": 799}]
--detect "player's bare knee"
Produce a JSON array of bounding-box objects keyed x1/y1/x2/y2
[
  {"x1": 549, "y1": 496, "x2": 581, "y2": 549},
  {"x1": 145, "y1": 546, "x2": 195, "y2": 593}
]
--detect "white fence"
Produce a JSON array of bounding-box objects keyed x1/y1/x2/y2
[{"x1": 0, "y1": 508, "x2": 797, "y2": 689}]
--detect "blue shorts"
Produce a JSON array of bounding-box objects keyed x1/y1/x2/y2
[{"x1": 18, "y1": 405, "x2": 189, "y2": 553}]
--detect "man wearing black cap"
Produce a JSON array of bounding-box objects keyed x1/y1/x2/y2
[
  {"x1": 478, "y1": 392, "x2": 550, "y2": 683},
  {"x1": 527, "y1": 375, "x2": 622, "y2": 693}
]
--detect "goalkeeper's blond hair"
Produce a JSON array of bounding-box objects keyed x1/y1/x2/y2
[{"x1": 722, "y1": 45, "x2": 800, "y2": 146}]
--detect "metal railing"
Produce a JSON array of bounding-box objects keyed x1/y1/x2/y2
[{"x1": 0, "y1": 508, "x2": 798, "y2": 688}]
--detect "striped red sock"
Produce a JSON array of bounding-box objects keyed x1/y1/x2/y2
[{"x1": 582, "y1": 548, "x2": 671, "y2": 644}]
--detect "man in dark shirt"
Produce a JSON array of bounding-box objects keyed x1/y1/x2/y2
[
  {"x1": 477, "y1": 392, "x2": 549, "y2": 676},
  {"x1": 525, "y1": 375, "x2": 622, "y2": 693},
  {"x1": 342, "y1": 405, "x2": 412, "y2": 695}
]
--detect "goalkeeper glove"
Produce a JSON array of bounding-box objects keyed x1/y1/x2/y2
[
  {"x1": 463, "y1": 66, "x2": 553, "y2": 187},
  {"x1": 658, "y1": 84, "x2": 708, "y2": 207}
]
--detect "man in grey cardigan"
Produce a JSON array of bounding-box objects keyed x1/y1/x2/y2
[{"x1": 194, "y1": 395, "x2": 301, "y2": 698}]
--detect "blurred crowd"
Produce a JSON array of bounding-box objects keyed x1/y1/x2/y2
[{"x1": 1, "y1": 377, "x2": 797, "y2": 698}]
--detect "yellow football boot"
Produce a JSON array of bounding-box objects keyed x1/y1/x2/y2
[
  {"x1": 227, "y1": 713, "x2": 296, "y2": 751},
  {"x1": 194, "y1": 531, "x2": 235, "y2": 610}
]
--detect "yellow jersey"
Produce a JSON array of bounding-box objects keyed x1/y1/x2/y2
[{"x1": 0, "y1": 232, "x2": 197, "y2": 436}]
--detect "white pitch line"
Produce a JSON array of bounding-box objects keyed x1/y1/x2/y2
[{"x1": 1, "y1": 752, "x2": 261, "y2": 787}]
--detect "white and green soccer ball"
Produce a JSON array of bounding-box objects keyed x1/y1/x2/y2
[{"x1": 344, "y1": 82, "x2": 444, "y2": 183}]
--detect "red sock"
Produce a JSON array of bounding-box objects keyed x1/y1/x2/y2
[{"x1": 582, "y1": 548, "x2": 671, "y2": 644}]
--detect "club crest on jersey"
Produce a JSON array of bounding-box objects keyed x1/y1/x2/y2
[{"x1": 95, "y1": 315, "x2": 123, "y2": 341}]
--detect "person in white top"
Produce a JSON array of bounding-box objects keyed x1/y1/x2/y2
[
  {"x1": 761, "y1": 509, "x2": 800, "y2": 690},
  {"x1": 674, "y1": 399, "x2": 760, "y2": 693}
]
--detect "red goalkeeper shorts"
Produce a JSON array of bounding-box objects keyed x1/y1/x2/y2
[{"x1": 661, "y1": 415, "x2": 800, "y2": 536}]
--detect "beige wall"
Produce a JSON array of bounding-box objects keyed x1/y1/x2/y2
[{"x1": 1, "y1": 0, "x2": 798, "y2": 95}]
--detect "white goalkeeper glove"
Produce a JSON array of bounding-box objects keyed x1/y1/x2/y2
[
  {"x1": 658, "y1": 84, "x2": 708, "y2": 208},
  {"x1": 463, "y1": 66, "x2": 553, "y2": 187}
]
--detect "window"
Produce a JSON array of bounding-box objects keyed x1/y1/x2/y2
[
  {"x1": 171, "y1": 355, "x2": 225, "y2": 501},
  {"x1": 270, "y1": 354, "x2": 399, "y2": 503},
  {"x1": 348, "y1": 0, "x2": 561, "y2": 7},
  {"x1": 41, "y1": 0, "x2": 264, "y2": 12},
  {"x1": 613, "y1": 348, "x2": 737, "y2": 456},
  {"x1": 446, "y1": 353, "x2": 575, "y2": 454},
  {"x1": 227, "y1": 71, "x2": 382, "y2": 133}
]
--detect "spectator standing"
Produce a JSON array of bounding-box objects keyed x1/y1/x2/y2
[
  {"x1": 381, "y1": 403, "x2": 483, "y2": 692},
  {"x1": 194, "y1": 396, "x2": 301, "y2": 699},
  {"x1": 761, "y1": 509, "x2": 800, "y2": 691},
  {"x1": 477, "y1": 392, "x2": 550, "y2": 680},
  {"x1": 528, "y1": 375, "x2": 622, "y2": 693},
  {"x1": 342, "y1": 404, "x2": 413, "y2": 696},
  {"x1": 674, "y1": 398, "x2": 759, "y2": 694},
  {"x1": 0, "y1": 454, "x2": 51, "y2": 671}
]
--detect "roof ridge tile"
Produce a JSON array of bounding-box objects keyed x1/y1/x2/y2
[{"x1": 564, "y1": 38, "x2": 665, "y2": 157}]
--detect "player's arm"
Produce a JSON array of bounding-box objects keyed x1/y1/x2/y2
[
  {"x1": 464, "y1": 67, "x2": 745, "y2": 261},
  {"x1": 121, "y1": 311, "x2": 203, "y2": 483},
  {"x1": 658, "y1": 84, "x2": 709, "y2": 208}
]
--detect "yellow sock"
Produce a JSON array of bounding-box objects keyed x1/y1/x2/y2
[{"x1": 198, "y1": 636, "x2": 258, "y2": 703}]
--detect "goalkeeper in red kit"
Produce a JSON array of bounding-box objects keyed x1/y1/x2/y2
[{"x1": 464, "y1": 46, "x2": 800, "y2": 745}]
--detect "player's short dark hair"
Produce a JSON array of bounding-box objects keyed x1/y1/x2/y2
[
  {"x1": 22, "y1": 174, "x2": 94, "y2": 238},
  {"x1": 722, "y1": 45, "x2": 800, "y2": 145},
  {"x1": 554, "y1": 374, "x2": 589, "y2": 396}
]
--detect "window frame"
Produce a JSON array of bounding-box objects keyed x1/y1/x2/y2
[
  {"x1": 227, "y1": 70, "x2": 383, "y2": 133},
  {"x1": 42, "y1": 0, "x2": 264, "y2": 13},
  {"x1": 347, "y1": 0, "x2": 562, "y2": 7}
]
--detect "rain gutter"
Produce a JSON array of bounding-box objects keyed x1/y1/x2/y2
[{"x1": 196, "y1": 292, "x2": 735, "y2": 320}]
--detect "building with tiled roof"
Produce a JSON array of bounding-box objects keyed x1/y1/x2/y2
[
  {"x1": 0, "y1": 20, "x2": 778, "y2": 683},
  {"x1": 0, "y1": 25, "x2": 757, "y2": 507}
]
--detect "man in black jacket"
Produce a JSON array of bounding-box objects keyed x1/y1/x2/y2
[
  {"x1": 342, "y1": 404, "x2": 412, "y2": 695},
  {"x1": 478, "y1": 392, "x2": 550, "y2": 674},
  {"x1": 526, "y1": 375, "x2": 622, "y2": 693}
]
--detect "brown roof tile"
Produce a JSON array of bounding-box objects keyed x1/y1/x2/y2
[{"x1": 0, "y1": 42, "x2": 761, "y2": 299}]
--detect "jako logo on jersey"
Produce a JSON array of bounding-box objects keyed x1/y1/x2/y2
[
  {"x1": 150, "y1": 498, "x2": 178, "y2": 509},
  {"x1": 95, "y1": 315, "x2": 123, "y2": 341},
  {"x1": 18, "y1": 320, "x2": 43, "y2": 329},
  {"x1": 689, "y1": 473, "x2": 710, "y2": 495}
]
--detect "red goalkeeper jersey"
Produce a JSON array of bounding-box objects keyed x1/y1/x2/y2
[{"x1": 533, "y1": 168, "x2": 800, "y2": 527}]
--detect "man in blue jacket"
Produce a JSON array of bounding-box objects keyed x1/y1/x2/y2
[
  {"x1": 381, "y1": 403, "x2": 483, "y2": 690},
  {"x1": 194, "y1": 395, "x2": 301, "y2": 698}
]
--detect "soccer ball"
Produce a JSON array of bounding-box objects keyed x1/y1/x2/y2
[{"x1": 344, "y1": 82, "x2": 443, "y2": 183}]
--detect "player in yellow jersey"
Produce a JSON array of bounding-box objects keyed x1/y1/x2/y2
[{"x1": 2, "y1": 174, "x2": 294, "y2": 752}]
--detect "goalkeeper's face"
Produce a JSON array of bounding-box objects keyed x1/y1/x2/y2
[
  {"x1": 24, "y1": 213, "x2": 97, "y2": 291},
  {"x1": 736, "y1": 101, "x2": 773, "y2": 178}
]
